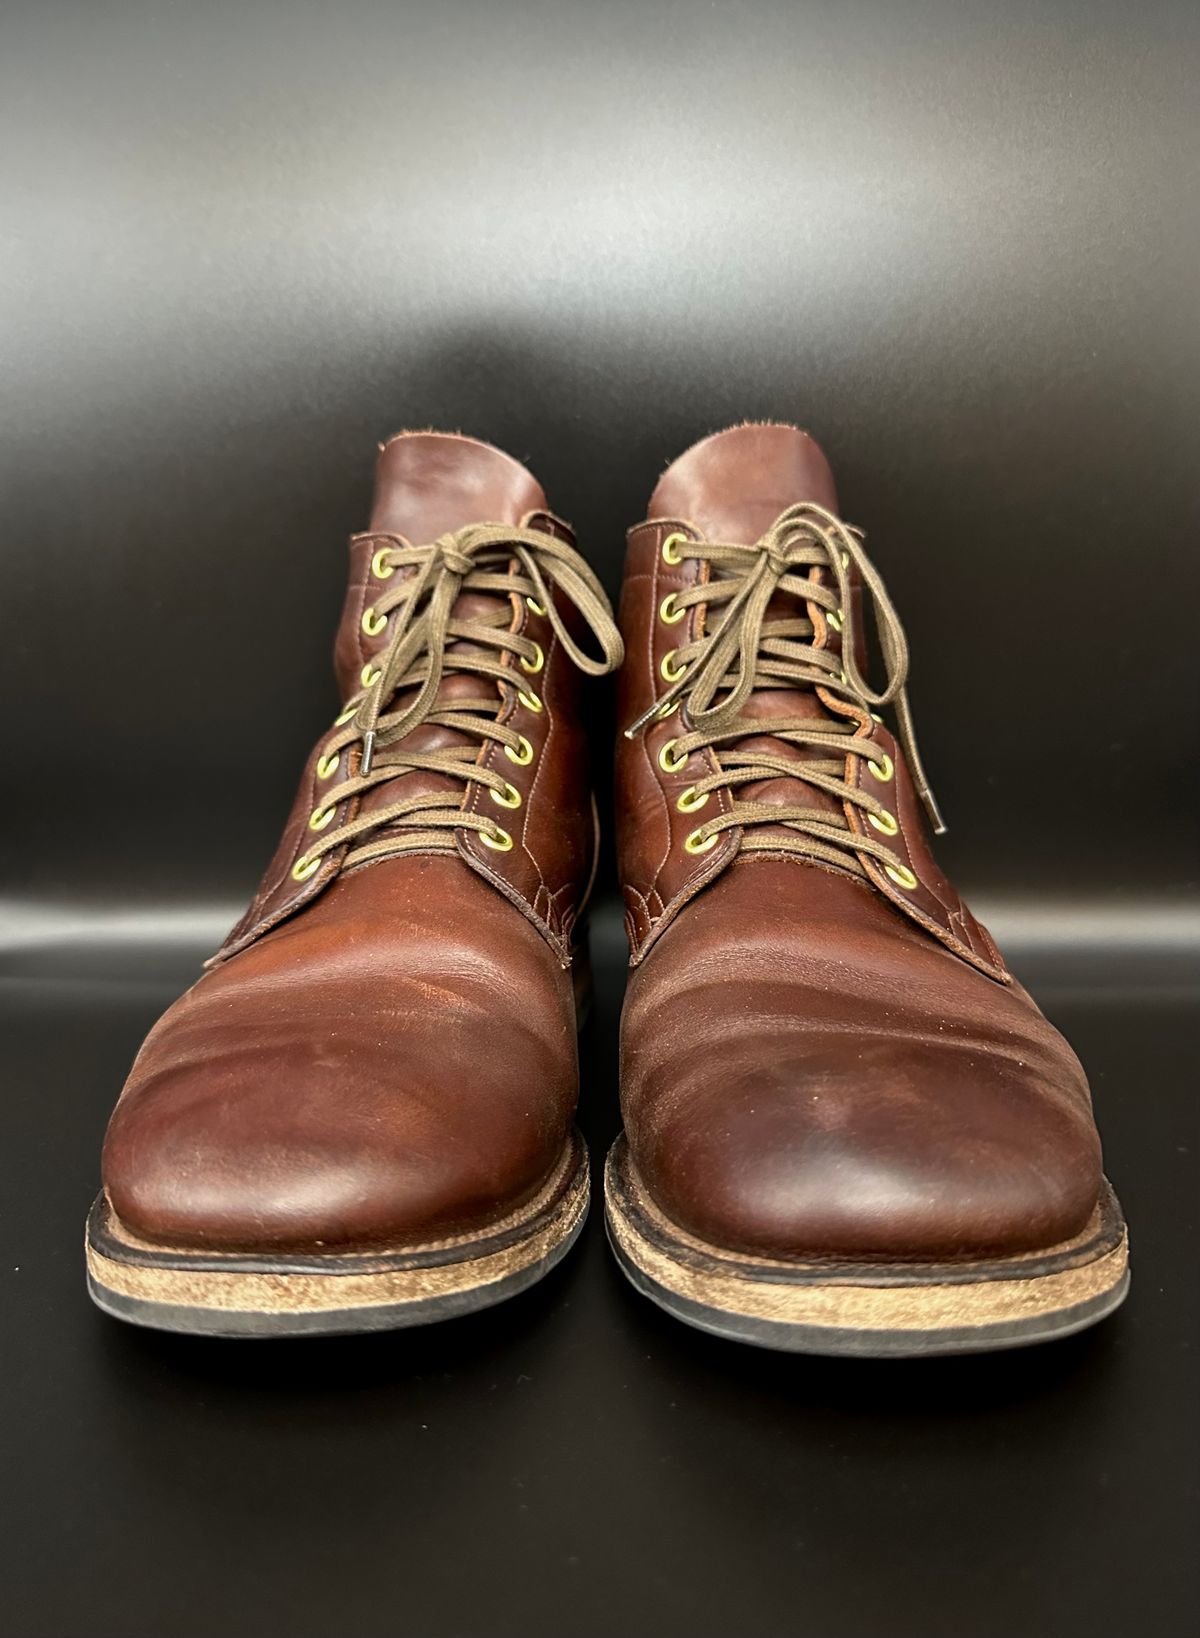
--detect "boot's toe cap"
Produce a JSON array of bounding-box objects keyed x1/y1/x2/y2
[
  {"x1": 630, "y1": 1031, "x2": 1101, "y2": 1262},
  {"x1": 102, "y1": 891, "x2": 577, "y2": 1252},
  {"x1": 620, "y1": 862, "x2": 1104, "y2": 1264},
  {"x1": 104, "y1": 1021, "x2": 569, "y2": 1251}
]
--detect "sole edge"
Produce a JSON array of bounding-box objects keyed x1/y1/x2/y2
[
  {"x1": 86, "y1": 1135, "x2": 589, "y2": 1339},
  {"x1": 604, "y1": 1139, "x2": 1130, "y2": 1358}
]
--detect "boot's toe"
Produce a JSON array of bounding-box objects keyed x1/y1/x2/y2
[
  {"x1": 102, "y1": 882, "x2": 576, "y2": 1253},
  {"x1": 621, "y1": 883, "x2": 1104, "y2": 1265},
  {"x1": 629, "y1": 1024, "x2": 1102, "y2": 1262},
  {"x1": 105, "y1": 1043, "x2": 561, "y2": 1253},
  {"x1": 105, "y1": 1019, "x2": 567, "y2": 1251}
]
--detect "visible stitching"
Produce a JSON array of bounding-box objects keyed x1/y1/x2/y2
[
  {"x1": 641, "y1": 523, "x2": 737, "y2": 919},
  {"x1": 637, "y1": 528, "x2": 678, "y2": 910},
  {"x1": 518, "y1": 621, "x2": 558, "y2": 906}
]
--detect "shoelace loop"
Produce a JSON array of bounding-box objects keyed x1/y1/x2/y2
[
  {"x1": 625, "y1": 501, "x2": 945, "y2": 878},
  {"x1": 294, "y1": 521, "x2": 623, "y2": 876}
]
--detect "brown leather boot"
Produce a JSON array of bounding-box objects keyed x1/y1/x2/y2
[
  {"x1": 88, "y1": 432, "x2": 623, "y2": 1336},
  {"x1": 606, "y1": 423, "x2": 1128, "y2": 1355}
]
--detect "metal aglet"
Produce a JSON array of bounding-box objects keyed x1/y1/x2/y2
[
  {"x1": 360, "y1": 729, "x2": 376, "y2": 776},
  {"x1": 920, "y1": 784, "x2": 948, "y2": 837},
  {"x1": 624, "y1": 691, "x2": 679, "y2": 739}
]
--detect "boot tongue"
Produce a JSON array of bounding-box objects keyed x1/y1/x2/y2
[
  {"x1": 356, "y1": 432, "x2": 549, "y2": 835},
  {"x1": 369, "y1": 431, "x2": 547, "y2": 538},
  {"x1": 649, "y1": 422, "x2": 838, "y2": 543},
  {"x1": 651, "y1": 423, "x2": 847, "y2": 830}
]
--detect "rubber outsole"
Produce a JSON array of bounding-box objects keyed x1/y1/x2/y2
[
  {"x1": 86, "y1": 1131, "x2": 589, "y2": 1338},
  {"x1": 603, "y1": 1137, "x2": 1130, "y2": 1357}
]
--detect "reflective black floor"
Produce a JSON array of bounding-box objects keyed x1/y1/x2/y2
[{"x1": 2, "y1": 917, "x2": 1196, "y2": 1638}]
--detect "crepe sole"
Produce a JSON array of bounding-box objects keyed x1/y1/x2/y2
[
  {"x1": 86, "y1": 1132, "x2": 589, "y2": 1338},
  {"x1": 604, "y1": 1137, "x2": 1129, "y2": 1357}
]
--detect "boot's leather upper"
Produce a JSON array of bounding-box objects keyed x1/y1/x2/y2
[
  {"x1": 103, "y1": 433, "x2": 622, "y2": 1251},
  {"x1": 615, "y1": 424, "x2": 1103, "y2": 1262}
]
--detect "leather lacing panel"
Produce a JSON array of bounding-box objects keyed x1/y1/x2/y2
[
  {"x1": 293, "y1": 523, "x2": 623, "y2": 877},
  {"x1": 625, "y1": 502, "x2": 945, "y2": 884}
]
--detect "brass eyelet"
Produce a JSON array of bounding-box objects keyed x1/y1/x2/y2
[
  {"x1": 490, "y1": 780, "x2": 522, "y2": 809},
  {"x1": 658, "y1": 739, "x2": 688, "y2": 774},
  {"x1": 336, "y1": 696, "x2": 361, "y2": 725},
  {"x1": 526, "y1": 596, "x2": 546, "y2": 616},
  {"x1": 361, "y1": 607, "x2": 388, "y2": 638},
  {"x1": 481, "y1": 826, "x2": 514, "y2": 852},
  {"x1": 868, "y1": 752, "x2": 894, "y2": 783},
  {"x1": 870, "y1": 711, "x2": 883, "y2": 724},
  {"x1": 661, "y1": 531, "x2": 687, "y2": 566},
  {"x1": 659, "y1": 592, "x2": 686, "y2": 625},
  {"x1": 840, "y1": 548, "x2": 850, "y2": 568},
  {"x1": 504, "y1": 734, "x2": 534, "y2": 766},
  {"x1": 684, "y1": 827, "x2": 718, "y2": 855},
  {"x1": 660, "y1": 649, "x2": 687, "y2": 682},
  {"x1": 867, "y1": 807, "x2": 899, "y2": 836},
  {"x1": 308, "y1": 805, "x2": 336, "y2": 832},
  {"x1": 519, "y1": 641, "x2": 544, "y2": 675},
  {"x1": 655, "y1": 700, "x2": 678, "y2": 721},
  {"x1": 316, "y1": 752, "x2": 340, "y2": 780},
  {"x1": 361, "y1": 663, "x2": 381, "y2": 688},
  {"x1": 517, "y1": 687, "x2": 543, "y2": 713},
  {"x1": 677, "y1": 785, "x2": 709, "y2": 813},
  {"x1": 885, "y1": 862, "x2": 918, "y2": 891},
  {"x1": 291, "y1": 855, "x2": 321, "y2": 882},
  {"x1": 827, "y1": 609, "x2": 844, "y2": 633},
  {"x1": 371, "y1": 548, "x2": 395, "y2": 580}
]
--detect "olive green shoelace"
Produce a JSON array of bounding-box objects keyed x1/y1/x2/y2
[
  {"x1": 625, "y1": 502, "x2": 945, "y2": 879},
  {"x1": 295, "y1": 523, "x2": 624, "y2": 876}
]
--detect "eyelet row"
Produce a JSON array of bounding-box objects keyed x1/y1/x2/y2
[
  {"x1": 292, "y1": 685, "x2": 543, "y2": 883},
  {"x1": 520, "y1": 605, "x2": 544, "y2": 802},
  {"x1": 303, "y1": 746, "x2": 346, "y2": 844},
  {"x1": 863, "y1": 742, "x2": 912, "y2": 888},
  {"x1": 485, "y1": 654, "x2": 542, "y2": 837},
  {"x1": 489, "y1": 663, "x2": 540, "y2": 830},
  {"x1": 657, "y1": 695, "x2": 714, "y2": 846},
  {"x1": 645, "y1": 589, "x2": 916, "y2": 889},
  {"x1": 660, "y1": 539, "x2": 690, "y2": 775},
  {"x1": 862, "y1": 741, "x2": 912, "y2": 884},
  {"x1": 662, "y1": 741, "x2": 718, "y2": 855}
]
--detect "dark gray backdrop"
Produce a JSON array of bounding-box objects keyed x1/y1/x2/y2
[{"x1": 2, "y1": 4, "x2": 1197, "y2": 1637}]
